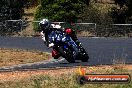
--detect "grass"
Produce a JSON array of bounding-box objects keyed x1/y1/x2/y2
[
  {"x1": 0, "y1": 48, "x2": 50, "y2": 67},
  {"x1": 0, "y1": 65, "x2": 131, "y2": 88},
  {"x1": 0, "y1": 45, "x2": 129, "y2": 88}
]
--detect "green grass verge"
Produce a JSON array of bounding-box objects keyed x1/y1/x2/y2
[{"x1": 0, "y1": 66, "x2": 131, "y2": 88}]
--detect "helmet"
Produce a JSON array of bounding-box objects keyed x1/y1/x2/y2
[
  {"x1": 39, "y1": 19, "x2": 50, "y2": 31},
  {"x1": 65, "y1": 28, "x2": 72, "y2": 35}
]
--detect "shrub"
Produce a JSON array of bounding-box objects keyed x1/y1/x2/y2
[
  {"x1": 80, "y1": 3, "x2": 114, "y2": 25},
  {"x1": 33, "y1": 0, "x2": 86, "y2": 31}
]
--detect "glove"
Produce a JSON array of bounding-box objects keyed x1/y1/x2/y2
[
  {"x1": 42, "y1": 36, "x2": 46, "y2": 41},
  {"x1": 41, "y1": 31, "x2": 45, "y2": 37},
  {"x1": 48, "y1": 43, "x2": 54, "y2": 48},
  {"x1": 41, "y1": 31, "x2": 46, "y2": 42}
]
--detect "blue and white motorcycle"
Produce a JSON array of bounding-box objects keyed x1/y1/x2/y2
[{"x1": 41, "y1": 29, "x2": 89, "y2": 63}]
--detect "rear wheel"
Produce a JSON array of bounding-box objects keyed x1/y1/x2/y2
[
  {"x1": 81, "y1": 52, "x2": 89, "y2": 62},
  {"x1": 58, "y1": 46, "x2": 75, "y2": 63},
  {"x1": 79, "y1": 46, "x2": 89, "y2": 62}
]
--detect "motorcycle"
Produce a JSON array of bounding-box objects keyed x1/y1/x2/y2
[
  {"x1": 51, "y1": 40, "x2": 89, "y2": 63},
  {"x1": 49, "y1": 31, "x2": 89, "y2": 63},
  {"x1": 51, "y1": 40, "x2": 77, "y2": 63},
  {"x1": 41, "y1": 27, "x2": 89, "y2": 63}
]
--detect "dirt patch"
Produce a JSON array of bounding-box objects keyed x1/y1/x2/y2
[{"x1": 0, "y1": 48, "x2": 51, "y2": 67}]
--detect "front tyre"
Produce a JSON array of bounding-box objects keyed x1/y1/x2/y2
[
  {"x1": 53, "y1": 55, "x2": 60, "y2": 59},
  {"x1": 58, "y1": 46, "x2": 75, "y2": 63}
]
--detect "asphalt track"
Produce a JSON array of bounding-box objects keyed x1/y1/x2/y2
[{"x1": 0, "y1": 36, "x2": 132, "y2": 71}]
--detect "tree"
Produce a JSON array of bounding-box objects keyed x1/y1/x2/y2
[
  {"x1": 0, "y1": 0, "x2": 26, "y2": 21},
  {"x1": 26, "y1": 0, "x2": 39, "y2": 7},
  {"x1": 34, "y1": 0, "x2": 90, "y2": 23},
  {"x1": 115, "y1": 0, "x2": 126, "y2": 8},
  {"x1": 111, "y1": 0, "x2": 132, "y2": 23},
  {"x1": 126, "y1": 0, "x2": 132, "y2": 16}
]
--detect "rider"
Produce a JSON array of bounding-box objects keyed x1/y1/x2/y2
[{"x1": 39, "y1": 19, "x2": 79, "y2": 58}]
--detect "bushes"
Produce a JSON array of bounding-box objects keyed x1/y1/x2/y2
[
  {"x1": 0, "y1": 0, "x2": 25, "y2": 21},
  {"x1": 33, "y1": 0, "x2": 86, "y2": 31},
  {"x1": 33, "y1": 0, "x2": 132, "y2": 31},
  {"x1": 33, "y1": 2, "x2": 116, "y2": 31},
  {"x1": 34, "y1": 0, "x2": 83, "y2": 22},
  {"x1": 80, "y1": 3, "x2": 114, "y2": 25}
]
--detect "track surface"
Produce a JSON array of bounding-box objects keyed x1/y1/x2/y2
[{"x1": 0, "y1": 36, "x2": 132, "y2": 71}]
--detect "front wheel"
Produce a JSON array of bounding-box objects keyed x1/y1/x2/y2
[{"x1": 58, "y1": 46, "x2": 75, "y2": 63}]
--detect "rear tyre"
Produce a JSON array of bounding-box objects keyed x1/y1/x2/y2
[
  {"x1": 81, "y1": 53, "x2": 89, "y2": 62},
  {"x1": 58, "y1": 46, "x2": 75, "y2": 63},
  {"x1": 79, "y1": 47, "x2": 89, "y2": 62}
]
